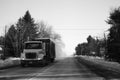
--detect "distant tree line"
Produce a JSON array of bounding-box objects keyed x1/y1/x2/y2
[
  {"x1": 0, "y1": 10, "x2": 61, "y2": 58},
  {"x1": 75, "y1": 7, "x2": 120, "y2": 62},
  {"x1": 75, "y1": 35, "x2": 105, "y2": 57}
]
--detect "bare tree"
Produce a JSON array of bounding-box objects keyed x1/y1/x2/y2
[{"x1": 36, "y1": 21, "x2": 61, "y2": 41}]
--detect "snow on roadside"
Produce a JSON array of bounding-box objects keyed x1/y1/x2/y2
[
  {"x1": 0, "y1": 57, "x2": 20, "y2": 69},
  {"x1": 79, "y1": 55, "x2": 120, "y2": 72}
]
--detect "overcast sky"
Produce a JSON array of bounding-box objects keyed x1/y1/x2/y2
[{"x1": 0, "y1": 0, "x2": 120, "y2": 55}]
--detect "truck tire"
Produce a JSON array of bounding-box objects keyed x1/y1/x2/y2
[
  {"x1": 41, "y1": 59, "x2": 48, "y2": 66},
  {"x1": 21, "y1": 63, "x2": 25, "y2": 67},
  {"x1": 20, "y1": 61, "x2": 26, "y2": 67},
  {"x1": 51, "y1": 58, "x2": 54, "y2": 62}
]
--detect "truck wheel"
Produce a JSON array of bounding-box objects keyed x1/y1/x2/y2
[
  {"x1": 41, "y1": 60, "x2": 48, "y2": 66},
  {"x1": 21, "y1": 63, "x2": 25, "y2": 67},
  {"x1": 51, "y1": 58, "x2": 54, "y2": 62}
]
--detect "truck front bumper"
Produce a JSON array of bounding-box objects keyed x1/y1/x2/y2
[{"x1": 20, "y1": 59, "x2": 44, "y2": 65}]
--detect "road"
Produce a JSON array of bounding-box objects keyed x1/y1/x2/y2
[{"x1": 0, "y1": 57, "x2": 119, "y2": 80}]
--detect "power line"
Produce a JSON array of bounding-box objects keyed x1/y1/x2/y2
[
  {"x1": 55, "y1": 28, "x2": 108, "y2": 30},
  {"x1": 53, "y1": 26, "x2": 108, "y2": 30}
]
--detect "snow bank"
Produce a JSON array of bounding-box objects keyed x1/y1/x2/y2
[
  {"x1": 79, "y1": 55, "x2": 120, "y2": 72},
  {"x1": 0, "y1": 57, "x2": 20, "y2": 69}
]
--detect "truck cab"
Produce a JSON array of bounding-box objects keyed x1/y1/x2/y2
[
  {"x1": 20, "y1": 41, "x2": 46, "y2": 66},
  {"x1": 20, "y1": 38, "x2": 56, "y2": 67}
]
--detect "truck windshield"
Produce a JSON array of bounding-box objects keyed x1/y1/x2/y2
[{"x1": 25, "y1": 43, "x2": 42, "y2": 49}]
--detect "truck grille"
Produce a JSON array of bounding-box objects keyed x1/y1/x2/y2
[{"x1": 25, "y1": 53, "x2": 37, "y2": 59}]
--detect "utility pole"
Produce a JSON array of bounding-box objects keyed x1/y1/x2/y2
[
  {"x1": 3, "y1": 26, "x2": 7, "y2": 59},
  {"x1": 104, "y1": 31, "x2": 108, "y2": 58}
]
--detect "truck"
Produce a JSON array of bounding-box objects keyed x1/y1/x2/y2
[{"x1": 20, "y1": 38, "x2": 56, "y2": 67}]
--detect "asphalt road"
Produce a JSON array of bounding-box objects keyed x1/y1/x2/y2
[{"x1": 0, "y1": 57, "x2": 119, "y2": 80}]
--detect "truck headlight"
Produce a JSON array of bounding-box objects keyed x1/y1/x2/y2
[
  {"x1": 21, "y1": 58, "x2": 25, "y2": 60},
  {"x1": 21, "y1": 52, "x2": 25, "y2": 60},
  {"x1": 37, "y1": 58, "x2": 42, "y2": 60}
]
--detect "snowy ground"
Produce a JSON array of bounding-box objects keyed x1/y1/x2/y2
[
  {"x1": 0, "y1": 57, "x2": 20, "y2": 69},
  {"x1": 79, "y1": 55, "x2": 120, "y2": 73}
]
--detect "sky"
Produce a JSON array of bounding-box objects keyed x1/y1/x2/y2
[{"x1": 0, "y1": 0, "x2": 120, "y2": 56}]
